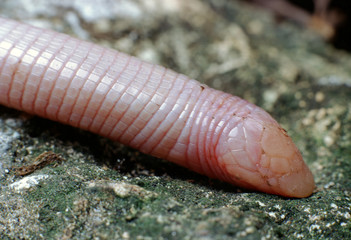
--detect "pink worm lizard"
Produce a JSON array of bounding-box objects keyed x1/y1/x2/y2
[{"x1": 0, "y1": 17, "x2": 315, "y2": 198}]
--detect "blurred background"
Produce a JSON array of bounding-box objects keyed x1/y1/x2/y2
[{"x1": 247, "y1": 0, "x2": 351, "y2": 51}]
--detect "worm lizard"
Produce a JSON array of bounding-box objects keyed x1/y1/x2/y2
[{"x1": 0, "y1": 17, "x2": 315, "y2": 197}]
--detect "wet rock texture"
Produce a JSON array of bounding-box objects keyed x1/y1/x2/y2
[{"x1": 0, "y1": 0, "x2": 350, "y2": 239}]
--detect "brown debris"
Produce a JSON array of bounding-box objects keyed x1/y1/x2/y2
[{"x1": 14, "y1": 151, "x2": 65, "y2": 176}]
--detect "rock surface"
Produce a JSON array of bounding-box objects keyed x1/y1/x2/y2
[{"x1": 0, "y1": 0, "x2": 350, "y2": 239}]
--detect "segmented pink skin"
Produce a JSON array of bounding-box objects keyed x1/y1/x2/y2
[{"x1": 0, "y1": 18, "x2": 315, "y2": 197}]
